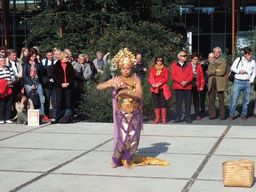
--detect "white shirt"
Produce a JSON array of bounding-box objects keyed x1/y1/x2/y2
[
  {"x1": 9, "y1": 60, "x2": 18, "y2": 77},
  {"x1": 41, "y1": 58, "x2": 57, "y2": 67},
  {"x1": 231, "y1": 56, "x2": 256, "y2": 82}
]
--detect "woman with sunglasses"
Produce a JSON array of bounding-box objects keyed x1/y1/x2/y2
[
  {"x1": 52, "y1": 51, "x2": 76, "y2": 123},
  {"x1": 148, "y1": 56, "x2": 172, "y2": 124}
]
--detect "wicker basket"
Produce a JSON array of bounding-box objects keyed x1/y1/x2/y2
[{"x1": 222, "y1": 159, "x2": 255, "y2": 187}]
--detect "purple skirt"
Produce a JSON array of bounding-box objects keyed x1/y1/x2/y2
[{"x1": 112, "y1": 108, "x2": 142, "y2": 165}]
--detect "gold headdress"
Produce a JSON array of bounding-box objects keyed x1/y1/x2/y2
[{"x1": 112, "y1": 48, "x2": 137, "y2": 68}]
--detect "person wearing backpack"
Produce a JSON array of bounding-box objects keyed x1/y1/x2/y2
[
  {"x1": 229, "y1": 47, "x2": 256, "y2": 121},
  {"x1": 23, "y1": 49, "x2": 45, "y2": 116}
]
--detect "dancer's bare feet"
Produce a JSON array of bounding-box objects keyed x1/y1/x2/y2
[
  {"x1": 110, "y1": 160, "x2": 117, "y2": 168},
  {"x1": 124, "y1": 164, "x2": 132, "y2": 170}
]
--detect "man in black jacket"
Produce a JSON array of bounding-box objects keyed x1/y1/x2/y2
[
  {"x1": 133, "y1": 54, "x2": 147, "y2": 81},
  {"x1": 41, "y1": 49, "x2": 57, "y2": 121}
]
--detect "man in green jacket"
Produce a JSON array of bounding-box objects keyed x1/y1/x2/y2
[{"x1": 207, "y1": 47, "x2": 227, "y2": 120}]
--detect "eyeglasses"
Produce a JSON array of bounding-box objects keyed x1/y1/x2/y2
[
  {"x1": 157, "y1": 60, "x2": 163, "y2": 62},
  {"x1": 0, "y1": 51, "x2": 5, "y2": 53},
  {"x1": 180, "y1": 55, "x2": 187, "y2": 57},
  {"x1": 65, "y1": 56, "x2": 70, "y2": 59}
]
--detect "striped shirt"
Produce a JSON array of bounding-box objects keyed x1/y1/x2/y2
[
  {"x1": 231, "y1": 56, "x2": 256, "y2": 82},
  {"x1": 0, "y1": 66, "x2": 15, "y2": 83}
]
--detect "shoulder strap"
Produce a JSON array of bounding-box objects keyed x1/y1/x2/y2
[{"x1": 236, "y1": 57, "x2": 242, "y2": 69}]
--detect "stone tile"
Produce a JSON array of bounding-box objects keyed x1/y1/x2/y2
[
  {"x1": 19, "y1": 174, "x2": 188, "y2": 192},
  {"x1": 0, "y1": 124, "x2": 37, "y2": 132},
  {"x1": 142, "y1": 124, "x2": 227, "y2": 137},
  {"x1": 0, "y1": 148, "x2": 82, "y2": 172},
  {"x1": 214, "y1": 138, "x2": 256, "y2": 156},
  {"x1": 0, "y1": 172, "x2": 40, "y2": 192},
  {"x1": 197, "y1": 155, "x2": 256, "y2": 180},
  {"x1": 32, "y1": 122, "x2": 113, "y2": 135},
  {"x1": 190, "y1": 180, "x2": 256, "y2": 192},
  {"x1": 225, "y1": 126, "x2": 256, "y2": 138},
  {"x1": 97, "y1": 136, "x2": 218, "y2": 155},
  {"x1": 0, "y1": 133, "x2": 112, "y2": 150},
  {"x1": 0, "y1": 131, "x2": 20, "y2": 140},
  {"x1": 54, "y1": 151, "x2": 206, "y2": 179}
]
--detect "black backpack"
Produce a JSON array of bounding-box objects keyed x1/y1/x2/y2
[{"x1": 28, "y1": 89, "x2": 41, "y2": 109}]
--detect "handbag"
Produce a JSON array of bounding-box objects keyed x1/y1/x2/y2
[
  {"x1": 223, "y1": 159, "x2": 254, "y2": 187},
  {"x1": 229, "y1": 57, "x2": 242, "y2": 82},
  {"x1": 228, "y1": 71, "x2": 236, "y2": 82}
]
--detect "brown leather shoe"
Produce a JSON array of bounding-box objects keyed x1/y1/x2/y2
[
  {"x1": 208, "y1": 116, "x2": 217, "y2": 120},
  {"x1": 241, "y1": 116, "x2": 247, "y2": 121},
  {"x1": 228, "y1": 116, "x2": 234, "y2": 120},
  {"x1": 219, "y1": 117, "x2": 225, "y2": 120}
]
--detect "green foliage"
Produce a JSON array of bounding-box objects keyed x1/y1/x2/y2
[
  {"x1": 24, "y1": 0, "x2": 187, "y2": 54},
  {"x1": 24, "y1": 0, "x2": 188, "y2": 122},
  {"x1": 79, "y1": 81, "x2": 113, "y2": 122}
]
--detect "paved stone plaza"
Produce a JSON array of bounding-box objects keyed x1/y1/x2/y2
[{"x1": 0, "y1": 122, "x2": 256, "y2": 192}]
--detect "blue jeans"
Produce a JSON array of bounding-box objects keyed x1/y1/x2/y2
[
  {"x1": 24, "y1": 80, "x2": 44, "y2": 114},
  {"x1": 229, "y1": 79, "x2": 251, "y2": 117}
]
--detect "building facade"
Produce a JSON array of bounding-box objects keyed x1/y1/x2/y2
[{"x1": 1, "y1": 0, "x2": 256, "y2": 56}]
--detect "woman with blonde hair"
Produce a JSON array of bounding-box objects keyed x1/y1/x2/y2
[
  {"x1": 53, "y1": 48, "x2": 61, "y2": 60},
  {"x1": 20, "y1": 47, "x2": 29, "y2": 63},
  {"x1": 52, "y1": 51, "x2": 76, "y2": 123}
]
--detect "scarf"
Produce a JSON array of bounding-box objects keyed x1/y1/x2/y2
[
  {"x1": 29, "y1": 60, "x2": 38, "y2": 79},
  {"x1": 155, "y1": 65, "x2": 164, "y2": 76},
  {"x1": 97, "y1": 58, "x2": 104, "y2": 70},
  {"x1": 191, "y1": 62, "x2": 197, "y2": 86}
]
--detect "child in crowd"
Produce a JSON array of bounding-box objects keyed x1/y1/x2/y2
[{"x1": 15, "y1": 93, "x2": 34, "y2": 124}]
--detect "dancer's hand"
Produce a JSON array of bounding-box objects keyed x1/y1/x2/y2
[
  {"x1": 111, "y1": 77, "x2": 121, "y2": 90},
  {"x1": 115, "y1": 90, "x2": 128, "y2": 98}
]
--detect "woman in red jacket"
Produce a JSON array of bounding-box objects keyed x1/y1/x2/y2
[
  {"x1": 189, "y1": 52, "x2": 205, "y2": 120},
  {"x1": 148, "y1": 56, "x2": 172, "y2": 124}
]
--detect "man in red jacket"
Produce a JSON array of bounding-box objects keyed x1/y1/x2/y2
[{"x1": 171, "y1": 51, "x2": 194, "y2": 123}]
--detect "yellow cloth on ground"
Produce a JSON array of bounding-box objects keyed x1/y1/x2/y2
[{"x1": 122, "y1": 155, "x2": 169, "y2": 167}]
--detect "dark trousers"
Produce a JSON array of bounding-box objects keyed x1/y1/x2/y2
[
  {"x1": 152, "y1": 89, "x2": 168, "y2": 108},
  {"x1": 209, "y1": 78, "x2": 225, "y2": 118},
  {"x1": 199, "y1": 84, "x2": 207, "y2": 114},
  {"x1": 192, "y1": 86, "x2": 200, "y2": 117},
  {"x1": 11, "y1": 81, "x2": 23, "y2": 118},
  {"x1": 0, "y1": 94, "x2": 13, "y2": 121},
  {"x1": 54, "y1": 87, "x2": 72, "y2": 120},
  {"x1": 175, "y1": 89, "x2": 191, "y2": 120},
  {"x1": 44, "y1": 88, "x2": 56, "y2": 118},
  {"x1": 73, "y1": 81, "x2": 84, "y2": 111}
]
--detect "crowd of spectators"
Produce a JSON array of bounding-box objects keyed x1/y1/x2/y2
[
  {"x1": 0, "y1": 45, "x2": 255, "y2": 125},
  {"x1": 0, "y1": 45, "x2": 112, "y2": 124}
]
